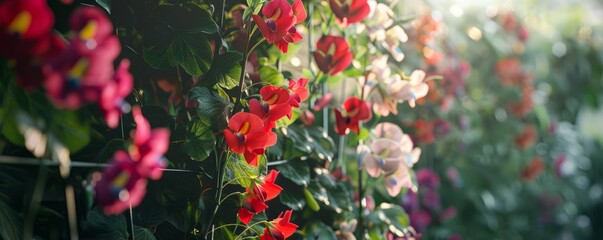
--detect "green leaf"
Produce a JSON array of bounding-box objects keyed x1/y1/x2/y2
[
  {"x1": 53, "y1": 110, "x2": 90, "y2": 153},
  {"x1": 276, "y1": 158, "x2": 310, "y2": 186},
  {"x1": 303, "y1": 221, "x2": 337, "y2": 240},
  {"x1": 82, "y1": 207, "x2": 129, "y2": 240},
  {"x1": 225, "y1": 154, "x2": 260, "y2": 188},
  {"x1": 258, "y1": 65, "x2": 285, "y2": 86},
  {"x1": 183, "y1": 118, "x2": 216, "y2": 161},
  {"x1": 134, "y1": 226, "x2": 157, "y2": 240},
  {"x1": 371, "y1": 203, "x2": 410, "y2": 236},
  {"x1": 189, "y1": 87, "x2": 233, "y2": 128},
  {"x1": 204, "y1": 52, "x2": 243, "y2": 89},
  {"x1": 143, "y1": 4, "x2": 217, "y2": 76},
  {"x1": 96, "y1": 0, "x2": 111, "y2": 13},
  {"x1": 283, "y1": 125, "x2": 335, "y2": 162},
  {"x1": 0, "y1": 199, "x2": 22, "y2": 240},
  {"x1": 278, "y1": 184, "x2": 306, "y2": 210}
]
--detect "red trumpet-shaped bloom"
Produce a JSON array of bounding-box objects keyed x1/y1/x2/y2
[
  {"x1": 334, "y1": 97, "x2": 371, "y2": 135},
  {"x1": 224, "y1": 112, "x2": 277, "y2": 155},
  {"x1": 238, "y1": 170, "x2": 283, "y2": 224},
  {"x1": 273, "y1": 0, "x2": 306, "y2": 53},
  {"x1": 68, "y1": 6, "x2": 115, "y2": 54},
  {"x1": 251, "y1": 0, "x2": 296, "y2": 44},
  {"x1": 94, "y1": 151, "x2": 147, "y2": 215},
  {"x1": 250, "y1": 86, "x2": 292, "y2": 130},
  {"x1": 260, "y1": 210, "x2": 298, "y2": 240},
  {"x1": 313, "y1": 35, "x2": 353, "y2": 76},
  {"x1": 130, "y1": 106, "x2": 170, "y2": 180},
  {"x1": 287, "y1": 78, "x2": 309, "y2": 108},
  {"x1": 328, "y1": 0, "x2": 370, "y2": 26}
]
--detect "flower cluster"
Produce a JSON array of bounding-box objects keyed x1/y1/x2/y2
[
  {"x1": 358, "y1": 122, "x2": 422, "y2": 196},
  {"x1": 238, "y1": 170, "x2": 283, "y2": 224},
  {"x1": 402, "y1": 168, "x2": 458, "y2": 235},
  {"x1": 95, "y1": 106, "x2": 170, "y2": 214},
  {"x1": 225, "y1": 78, "x2": 309, "y2": 165},
  {"x1": 0, "y1": 1, "x2": 132, "y2": 128},
  {"x1": 362, "y1": 56, "x2": 430, "y2": 116}
]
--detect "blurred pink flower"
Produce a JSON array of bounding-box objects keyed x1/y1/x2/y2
[
  {"x1": 131, "y1": 106, "x2": 170, "y2": 180},
  {"x1": 416, "y1": 168, "x2": 440, "y2": 189},
  {"x1": 410, "y1": 210, "x2": 432, "y2": 232},
  {"x1": 100, "y1": 59, "x2": 133, "y2": 128},
  {"x1": 95, "y1": 151, "x2": 147, "y2": 215},
  {"x1": 313, "y1": 93, "x2": 333, "y2": 111}
]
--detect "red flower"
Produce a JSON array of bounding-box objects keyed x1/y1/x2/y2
[
  {"x1": 328, "y1": 0, "x2": 370, "y2": 26},
  {"x1": 515, "y1": 124, "x2": 537, "y2": 149},
  {"x1": 131, "y1": 106, "x2": 170, "y2": 180},
  {"x1": 260, "y1": 210, "x2": 298, "y2": 240},
  {"x1": 251, "y1": 0, "x2": 296, "y2": 44},
  {"x1": 300, "y1": 110, "x2": 315, "y2": 126},
  {"x1": 313, "y1": 35, "x2": 353, "y2": 76},
  {"x1": 334, "y1": 97, "x2": 371, "y2": 135},
  {"x1": 100, "y1": 59, "x2": 133, "y2": 128},
  {"x1": 224, "y1": 112, "x2": 277, "y2": 155},
  {"x1": 273, "y1": 0, "x2": 306, "y2": 53},
  {"x1": 249, "y1": 86, "x2": 292, "y2": 130},
  {"x1": 414, "y1": 120, "x2": 436, "y2": 144},
  {"x1": 522, "y1": 157, "x2": 544, "y2": 181},
  {"x1": 238, "y1": 170, "x2": 283, "y2": 224},
  {"x1": 287, "y1": 78, "x2": 309, "y2": 108},
  {"x1": 94, "y1": 151, "x2": 147, "y2": 215}
]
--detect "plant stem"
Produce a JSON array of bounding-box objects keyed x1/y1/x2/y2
[
  {"x1": 203, "y1": 149, "x2": 227, "y2": 239},
  {"x1": 357, "y1": 166, "x2": 364, "y2": 240},
  {"x1": 234, "y1": 23, "x2": 255, "y2": 113}
]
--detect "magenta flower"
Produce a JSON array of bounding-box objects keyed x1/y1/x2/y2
[
  {"x1": 44, "y1": 6, "x2": 121, "y2": 109},
  {"x1": 416, "y1": 168, "x2": 440, "y2": 189},
  {"x1": 130, "y1": 106, "x2": 170, "y2": 180},
  {"x1": 100, "y1": 59, "x2": 133, "y2": 128},
  {"x1": 409, "y1": 210, "x2": 432, "y2": 232},
  {"x1": 94, "y1": 151, "x2": 147, "y2": 215}
]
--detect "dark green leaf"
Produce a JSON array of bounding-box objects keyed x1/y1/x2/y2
[
  {"x1": 96, "y1": 0, "x2": 111, "y2": 13},
  {"x1": 278, "y1": 184, "x2": 306, "y2": 210},
  {"x1": 183, "y1": 118, "x2": 216, "y2": 161},
  {"x1": 82, "y1": 207, "x2": 129, "y2": 240},
  {"x1": 53, "y1": 110, "x2": 90, "y2": 153},
  {"x1": 282, "y1": 125, "x2": 335, "y2": 162},
  {"x1": 134, "y1": 226, "x2": 157, "y2": 240},
  {"x1": 189, "y1": 87, "x2": 233, "y2": 124},
  {"x1": 371, "y1": 203, "x2": 410, "y2": 236},
  {"x1": 276, "y1": 158, "x2": 310, "y2": 187},
  {"x1": 143, "y1": 31, "x2": 212, "y2": 76},
  {"x1": 303, "y1": 221, "x2": 337, "y2": 240},
  {"x1": 0, "y1": 199, "x2": 22, "y2": 240},
  {"x1": 204, "y1": 52, "x2": 243, "y2": 89}
]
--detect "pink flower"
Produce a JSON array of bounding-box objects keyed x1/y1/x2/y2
[
  {"x1": 130, "y1": 106, "x2": 170, "y2": 180},
  {"x1": 44, "y1": 6, "x2": 121, "y2": 109},
  {"x1": 383, "y1": 167, "x2": 412, "y2": 196},
  {"x1": 313, "y1": 93, "x2": 333, "y2": 111},
  {"x1": 361, "y1": 139, "x2": 405, "y2": 178},
  {"x1": 100, "y1": 59, "x2": 133, "y2": 128},
  {"x1": 391, "y1": 70, "x2": 429, "y2": 108},
  {"x1": 94, "y1": 151, "x2": 147, "y2": 215},
  {"x1": 409, "y1": 210, "x2": 432, "y2": 232}
]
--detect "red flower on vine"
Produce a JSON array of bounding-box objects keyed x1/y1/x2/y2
[
  {"x1": 328, "y1": 0, "x2": 370, "y2": 26},
  {"x1": 313, "y1": 93, "x2": 333, "y2": 111},
  {"x1": 250, "y1": 86, "x2": 292, "y2": 130},
  {"x1": 313, "y1": 35, "x2": 353, "y2": 76},
  {"x1": 251, "y1": 0, "x2": 296, "y2": 44},
  {"x1": 100, "y1": 59, "x2": 133, "y2": 129},
  {"x1": 334, "y1": 97, "x2": 371, "y2": 135},
  {"x1": 522, "y1": 157, "x2": 544, "y2": 181},
  {"x1": 224, "y1": 112, "x2": 277, "y2": 156},
  {"x1": 238, "y1": 170, "x2": 283, "y2": 224},
  {"x1": 260, "y1": 210, "x2": 298, "y2": 240},
  {"x1": 515, "y1": 124, "x2": 536, "y2": 149},
  {"x1": 287, "y1": 78, "x2": 309, "y2": 108},
  {"x1": 131, "y1": 106, "x2": 170, "y2": 180},
  {"x1": 273, "y1": 0, "x2": 306, "y2": 53},
  {"x1": 95, "y1": 151, "x2": 147, "y2": 215}
]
